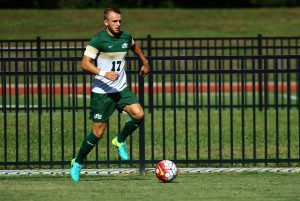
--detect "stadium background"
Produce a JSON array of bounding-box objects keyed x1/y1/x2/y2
[{"x1": 0, "y1": 1, "x2": 300, "y2": 201}]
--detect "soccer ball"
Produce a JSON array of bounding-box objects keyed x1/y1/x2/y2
[{"x1": 155, "y1": 160, "x2": 178, "y2": 182}]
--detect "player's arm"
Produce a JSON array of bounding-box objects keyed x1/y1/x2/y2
[
  {"x1": 81, "y1": 45, "x2": 119, "y2": 80},
  {"x1": 131, "y1": 42, "x2": 150, "y2": 77},
  {"x1": 81, "y1": 55, "x2": 101, "y2": 75}
]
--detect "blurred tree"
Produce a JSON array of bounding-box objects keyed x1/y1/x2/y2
[
  {"x1": 59, "y1": 0, "x2": 98, "y2": 8},
  {"x1": 0, "y1": 0, "x2": 34, "y2": 8},
  {"x1": 0, "y1": 0, "x2": 299, "y2": 8},
  {"x1": 249, "y1": 0, "x2": 299, "y2": 7},
  {"x1": 0, "y1": 0, "x2": 59, "y2": 8},
  {"x1": 95, "y1": 0, "x2": 174, "y2": 8},
  {"x1": 32, "y1": 0, "x2": 60, "y2": 8}
]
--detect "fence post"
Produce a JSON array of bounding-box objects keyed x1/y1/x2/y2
[
  {"x1": 138, "y1": 67, "x2": 146, "y2": 175},
  {"x1": 36, "y1": 36, "x2": 43, "y2": 168},
  {"x1": 37, "y1": 36, "x2": 42, "y2": 115},
  {"x1": 147, "y1": 34, "x2": 152, "y2": 58},
  {"x1": 297, "y1": 57, "x2": 300, "y2": 109},
  {"x1": 146, "y1": 35, "x2": 153, "y2": 114},
  {"x1": 257, "y1": 34, "x2": 263, "y2": 111}
]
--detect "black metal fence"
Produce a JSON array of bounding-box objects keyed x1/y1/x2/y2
[
  {"x1": 0, "y1": 37, "x2": 300, "y2": 170},
  {"x1": 1, "y1": 34, "x2": 300, "y2": 58}
]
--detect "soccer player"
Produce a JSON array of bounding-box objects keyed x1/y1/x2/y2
[{"x1": 70, "y1": 8, "x2": 150, "y2": 182}]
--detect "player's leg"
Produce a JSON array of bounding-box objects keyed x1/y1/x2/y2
[
  {"x1": 118, "y1": 87, "x2": 144, "y2": 142},
  {"x1": 112, "y1": 87, "x2": 144, "y2": 160},
  {"x1": 70, "y1": 122, "x2": 106, "y2": 182},
  {"x1": 75, "y1": 122, "x2": 106, "y2": 164},
  {"x1": 112, "y1": 103, "x2": 144, "y2": 160},
  {"x1": 71, "y1": 92, "x2": 114, "y2": 182},
  {"x1": 119, "y1": 103, "x2": 144, "y2": 142}
]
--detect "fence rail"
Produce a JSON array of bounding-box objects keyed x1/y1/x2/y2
[
  {"x1": 1, "y1": 55, "x2": 299, "y2": 111},
  {"x1": 1, "y1": 35, "x2": 300, "y2": 59},
  {"x1": 1, "y1": 54, "x2": 300, "y2": 170}
]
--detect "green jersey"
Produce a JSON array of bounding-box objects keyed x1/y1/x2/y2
[{"x1": 84, "y1": 30, "x2": 134, "y2": 94}]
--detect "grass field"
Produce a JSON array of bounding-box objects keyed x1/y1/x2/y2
[
  {"x1": 1, "y1": 107, "x2": 299, "y2": 168},
  {"x1": 1, "y1": 172, "x2": 300, "y2": 201},
  {"x1": 0, "y1": 8, "x2": 300, "y2": 39}
]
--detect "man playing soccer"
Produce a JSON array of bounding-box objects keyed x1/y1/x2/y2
[{"x1": 70, "y1": 8, "x2": 150, "y2": 182}]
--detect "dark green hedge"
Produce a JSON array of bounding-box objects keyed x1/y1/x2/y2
[{"x1": 1, "y1": 0, "x2": 299, "y2": 8}]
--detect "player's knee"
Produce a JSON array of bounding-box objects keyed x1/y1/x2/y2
[
  {"x1": 94, "y1": 131, "x2": 105, "y2": 138},
  {"x1": 93, "y1": 122, "x2": 106, "y2": 138},
  {"x1": 133, "y1": 110, "x2": 144, "y2": 120}
]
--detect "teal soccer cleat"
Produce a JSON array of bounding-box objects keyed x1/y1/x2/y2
[
  {"x1": 70, "y1": 158, "x2": 82, "y2": 182},
  {"x1": 112, "y1": 136, "x2": 129, "y2": 160}
]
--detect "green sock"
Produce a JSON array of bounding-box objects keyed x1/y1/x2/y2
[
  {"x1": 118, "y1": 116, "x2": 142, "y2": 142},
  {"x1": 75, "y1": 132, "x2": 100, "y2": 164}
]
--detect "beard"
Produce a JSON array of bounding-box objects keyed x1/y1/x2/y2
[{"x1": 107, "y1": 26, "x2": 120, "y2": 37}]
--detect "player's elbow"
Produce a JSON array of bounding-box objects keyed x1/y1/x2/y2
[
  {"x1": 81, "y1": 57, "x2": 90, "y2": 71},
  {"x1": 81, "y1": 60, "x2": 86, "y2": 70}
]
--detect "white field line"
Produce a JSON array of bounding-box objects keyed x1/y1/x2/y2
[{"x1": 1, "y1": 167, "x2": 300, "y2": 176}]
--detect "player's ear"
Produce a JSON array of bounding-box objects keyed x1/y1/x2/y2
[{"x1": 104, "y1": 19, "x2": 108, "y2": 26}]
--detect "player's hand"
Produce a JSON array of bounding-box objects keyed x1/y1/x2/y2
[
  {"x1": 140, "y1": 63, "x2": 150, "y2": 77},
  {"x1": 105, "y1": 71, "x2": 119, "y2": 81}
]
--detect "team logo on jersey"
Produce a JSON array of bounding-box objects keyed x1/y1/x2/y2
[
  {"x1": 94, "y1": 113, "x2": 102, "y2": 120},
  {"x1": 122, "y1": 43, "x2": 128, "y2": 49}
]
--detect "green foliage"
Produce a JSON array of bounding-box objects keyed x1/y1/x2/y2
[
  {"x1": 249, "y1": 0, "x2": 299, "y2": 7},
  {"x1": 1, "y1": 0, "x2": 300, "y2": 8},
  {"x1": 58, "y1": 0, "x2": 175, "y2": 8},
  {"x1": 31, "y1": 0, "x2": 60, "y2": 8},
  {"x1": 59, "y1": 0, "x2": 100, "y2": 8}
]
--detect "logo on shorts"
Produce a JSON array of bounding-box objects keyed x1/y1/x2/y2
[{"x1": 94, "y1": 113, "x2": 102, "y2": 120}]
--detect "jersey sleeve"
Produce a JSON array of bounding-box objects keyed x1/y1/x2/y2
[
  {"x1": 128, "y1": 33, "x2": 134, "y2": 47},
  {"x1": 84, "y1": 45, "x2": 99, "y2": 59},
  {"x1": 123, "y1": 31, "x2": 134, "y2": 48},
  {"x1": 131, "y1": 38, "x2": 135, "y2": 47},
  {"x1": 84, "y1": 36, "x2": 101, "y2": 59}
]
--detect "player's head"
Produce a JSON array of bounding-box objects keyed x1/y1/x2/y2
[{"x1": 104, "y1": 8, "x2": 122, "y2": 36}]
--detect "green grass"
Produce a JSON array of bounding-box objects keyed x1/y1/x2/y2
[
  {"x1": 0, "y1": 8, "x2": 300, "y2": 39},
  {"x1": 1, "y1": 173, "x2": 300, "y2": 201},
  {"x1": 2, "y1": 91, "x2": 298, "y2": 110},
  {"x1": 1, "y1": 108, "x2": 299, "y2": 168}
]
